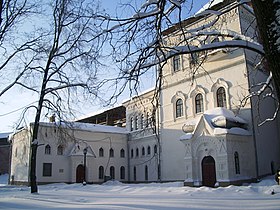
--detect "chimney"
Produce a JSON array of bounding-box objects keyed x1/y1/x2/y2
[{"x1": 49, "y1": 114, "x2": 56, "y2": 123}]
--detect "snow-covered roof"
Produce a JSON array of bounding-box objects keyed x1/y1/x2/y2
[
  {"x1": 180, "y1": 107, "x2": 251, "y2": 140},
  {"x1": 196, "y1": 0, "x2": 225, "y2": 14},
  {"x1": 204, "y1": 107, "x2": 247, "y2": 125},
  {"x1": 38, "y1": 122, "x2": 128, "y2": 134}
]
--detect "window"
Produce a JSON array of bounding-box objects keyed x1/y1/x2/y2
[
  {"x1": 145, "y1": 165, "x2": 148, "y2": 181},
  {"x1": 57, "y1": 145, "x2": 64, "y2": 155},
  {"x1": 131, "y1": 149, "x2": 134, "y2": 158},
  {"x1": 154, "y1": 145, "x2": 157, "y2": 154},
  {"x1": 147, "y1": 146, "x2": 151, "y2": 155},
  {"x1": 133, "y1": 166, "x2": 137, "y2": 181},
  {"x1": 217, "y1": 87, "x2": 226, "y2": 107},
  {"x1": 140, "y1": 114, "x2": 144, "y2": 129},
  {"x1": 234, "y1": 152, "x2": 240, "y2": 174},
  {"x1": 130, "y1": 117, "x2": 134, "y2": 131},
  {"x1": 189, "y1": 52, "x2": 199, "y2": 67},
  {"x1": 173, "y1": 55, "x2": 181, "y2": 72},
  {"x1": 99, "y1": 148, "x2": 104, "y2": 157},
  {"x1": 45, "y1": 145, "x2": 51, "y2": 155},
  {"x1": 135, "y1": 116, "x2": 138, "y2": 130},
  {"x1": 110, "y1": 166, "x2": 115, "y2": 179},
  {"x1": 99, "y1": 166, "x2": 104, "y2": 179},
  {"x1": 43, "y1": 163, "x2": 52, "y2": 176},
  {"x1": 120, "y1": 166, "x2": 125, "y2": 179},
  {"x1": 136, "y1": 148, "x2": 139, "y2": 157},
  {"x1": 176, "y1": 99, "x2": 183, "y2": 118},
  {"x1": 109, "y1": 148, "x2": 114, "y2": 157},
  {"x1": 195, "y1": 93, "x2": 204, "y2": 113},
  {"x1": 146, "y1": 112, "x2": 150, "y2": 127},
  {"x1": 142, "y1": 147, "x2": 145, "y2": 156},
  {"x1": 120, "y1": 149, "x2": 125, "y2": 158}
]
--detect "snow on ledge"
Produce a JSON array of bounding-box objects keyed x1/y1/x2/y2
[
  {"x1": 180, "y1": 133, "x2": 193, "y2": 141},
  {"x1": 214, "y1": 127, "x2": 251, "y2": 136}
]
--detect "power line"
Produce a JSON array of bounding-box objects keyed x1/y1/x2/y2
[{"x1": 0, "y1": 101, "x2": 38, "y2": 117}]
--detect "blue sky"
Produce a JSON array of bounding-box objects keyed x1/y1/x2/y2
[{"x1": 0, "y1": 0, "x2": 210, "y2": 132}]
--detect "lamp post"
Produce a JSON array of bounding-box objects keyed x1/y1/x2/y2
[{"x1": 83, "y1": 147, "x2": 88, "y2": 185}]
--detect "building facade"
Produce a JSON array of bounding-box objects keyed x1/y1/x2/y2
[{"x1": 9, "y1": 0, "x2": 280, "y2": 187}]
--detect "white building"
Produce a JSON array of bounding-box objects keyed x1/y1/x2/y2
[
  {"x1": 10, "y1": 122, "x2": 128, "y2": 184},
  {"x1": 9, "y1": 0, "x2": 280, "y2": 187}
]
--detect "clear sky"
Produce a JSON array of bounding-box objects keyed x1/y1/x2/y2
[{"x1": 0, "y1": 0, "x2": 210, "y2": 133}]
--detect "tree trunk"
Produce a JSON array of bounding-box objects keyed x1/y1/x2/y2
[
  {"x1": 29, "y1": 72, "x2": 49, "y2": 193},
  {"x1": 251, "y1": 0, "x2": 280, "y2": 99}
]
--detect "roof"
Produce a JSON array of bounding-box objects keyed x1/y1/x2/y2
[
  {"x1": 38, "y1": 121, "x2": 128, "y2": 135},
  {"x1": 162, "y1": 0, "x2": 235, "y2": 36},
  {"x1": 180, "y1": 107, "x2": 251, "y2": 140}
]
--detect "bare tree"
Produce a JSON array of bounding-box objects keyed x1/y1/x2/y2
[
  {"x1": 251, "y1": 0, "x2": 280, "y2": 99},
  {"x1": 21, "y1": 0, "x2": 105, "y2": 193},
  {"x1": 0, "y1": 0, "x2": 40, "y2": 97},
  {"x1": 95, "y1": 0, "x2": 279, "y2": 121}
]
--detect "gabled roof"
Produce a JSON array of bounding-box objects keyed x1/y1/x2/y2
[{"x1": 180, "y1": 107, "x2": 251, "y2": 141}]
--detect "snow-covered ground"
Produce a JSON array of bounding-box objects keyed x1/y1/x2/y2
[{"x1": 0, "y1": 174, "x2": 280, "y2": 210}]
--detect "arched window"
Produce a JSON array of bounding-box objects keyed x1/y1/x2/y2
[
  {"x1": 142, "y1": 147, "x2": 145, "y2": 156},
  {"x1": 45, "y1": 145, "x2": 51, "y2": 155},
  {"x1": 133, "y1": 166, "x2": 137, "y2": 181},
  {"x1": 195, "y1": 93, "x2": 204, "y2": 113},
  {"x1": 99, "y1": 166, "x2": 104, "y2": 179},
  {"x1": 234, "y1": 152, "x2": 240, "y2": 174},
  {"x1": 135, "y1": 116, "x2": 138, "y2": 130},
  {"x1": 120, "y1": 149, "x2": 125, "y2": 158},
  {"x1": 120, "y1": 166, "x2": 125, "y2": 179},
  {"x1": 176, "y1": 99, "x2": 183, "y2": 118},
  {"x1": 57, "y1": 145, "x2": 64, "y2": 155},
  {"x1": 130, "y1": 117, "x2": 134, "y2": 131},
  {"x1": 110, "y1": 166, "x2": 115, "y2": 179},
  {"x1": 145, "y1": 165, "x2": 148, "y2": 181},
  {"x1": 99, "y1": 148, "x2": 104, "y2": 157},
  {"x1": 109, "y1": 148, "x2": 114, "y2": 157},
  {"x1": 136, "y1": 148, "x2": 139, "y2": 157},
  {"x1": 146, "y1": 112, "x2": 150, "y2": 127},
  {"x1": 173, "y1": 55, "x2": 181, "y2": 72},
  {"x1": 154, "y1": 145, "x2": 157, "y2": 154},
  {"x1": 140, "y1": 114, "x2": 144, "y2": 129},
  {"x1": 217, "y1": 87, "x2": 226, "y2": 107},
  {"x1": 131, "y1": 149, "x2": 134, "y2": 158},
  {"x1": 147, "y1": 146, "x2": 151, "y2": 155}
]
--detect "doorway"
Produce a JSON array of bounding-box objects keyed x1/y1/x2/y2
[
  {"x1": 76, "y1": 164, "x2": 85, "y2": 183},
  {"x1": 201, "y1": 156, "x2": 216, "y2": 187}
]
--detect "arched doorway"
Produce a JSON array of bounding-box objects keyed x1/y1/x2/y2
[
  {"x1": 201, "y1": 156, "x2": 216, "y2": 187},
  {"x1": 76, "y1": 164, "x2": 85, "y2": 183}
]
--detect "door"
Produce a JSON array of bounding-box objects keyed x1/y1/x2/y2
[
  {"x1": 201, "y1": 156, "x2": 216, "y2": 187},
  {"x1": 76, "y1": 164, "x2": 85, "y2": 183}
]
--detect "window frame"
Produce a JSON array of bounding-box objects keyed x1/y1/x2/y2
[
  {"x1": 175, "y1": 98, "x2": 183, "y2": 118},
  {"x1": 195, "y1": 93, "x2": 204, "y2": 114},
  {"x1": 173, "y1": 55, "x2": 181, "y2": 72},
  {"x1": 120, "y1": 148, "x2": 125, "y2": 158},
  {"x1": 43, "y1": 163, "x2": 52, "y2": 177},
  {"x1": 99, "y1": 166, "x2": 104, "y2": 179},
  {"x1": 99, "y1": 147, "x2": 104, "y2": 157},
  {"x1": 45, "y1": 144, "x2": 51, "y2": 155},
  {"x1": 216, "y1": 87, "x2": 226, "y2": 107},
  {"x1": 120, "y1": 166, "x2": 125, "y2": 180},
  {"x1": 57, "y1": 145, "x2": 64, "y2": 155},
  {"x1": 109, "y1": 148, "x2": 114, "y2": 157}
]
